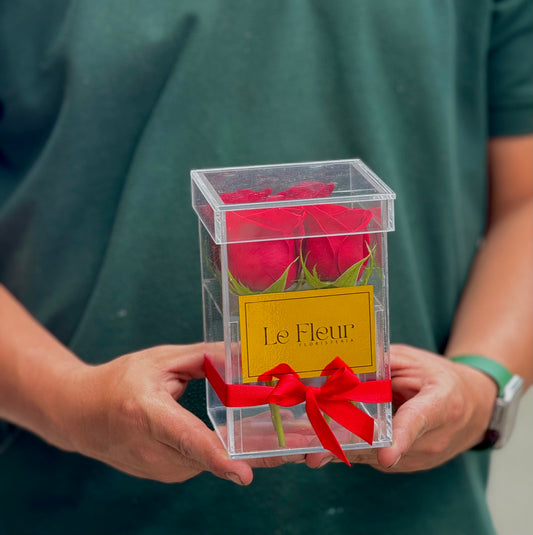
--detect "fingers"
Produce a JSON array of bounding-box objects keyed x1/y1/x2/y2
[
  {"x1": 149, "y1": 343, "x2": 209, "y2": 380},
  {"x1": 378, "y1": 357, "x2": 468, "y2": 471},
  {"x1": 305, "y1": 448, "x2": 380, "y2": 469},
  {"x1": 132, "y1": 344, "x2": 310, "y2": 483},
  {"x1": 305, "y1": 452, "x2": 336, "y2": 468},
  {"x1": 155, "y1": 401, "x2": 254, "y2": 485},
  {"x1": 146, "y1": 342, "x2": 230, "y2": 382},
  {"x1": 248, "y1": 452, "x2": 306, "y2": 468}
]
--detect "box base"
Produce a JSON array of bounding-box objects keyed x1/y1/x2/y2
[{"x1": 208, "y1": 402, "x2": 393, "y2": 460}]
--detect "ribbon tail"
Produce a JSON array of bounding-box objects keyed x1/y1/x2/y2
[
  {"x1": 204, "y1": 357, "x2": 273, "y2": 407},
  {"x1": 320, "y1": 399, "x2": 375, "y2": 445},
  {"x1": 305, "y1": 389, "x2": 350, "y2": 465}
]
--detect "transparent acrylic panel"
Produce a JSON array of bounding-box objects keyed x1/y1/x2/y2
[{"x1": 195, "y1": 160, "x2": 395, "y2": 459}]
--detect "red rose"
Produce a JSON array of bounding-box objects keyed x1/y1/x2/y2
[
  {"x1": 268, "y1": 181, "x2": 335, "y2": 201},
  {"x1": 225, "y1": 207, "x2": 305, "y2": 292},
  {"x1": 302, "y1": 205, "x2": 372, "y2": 281}
]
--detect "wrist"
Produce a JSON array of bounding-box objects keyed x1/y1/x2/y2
[
  {"x1": 0, "y1": 286, "x2": 95, "y2": 451},
  {"x1": 454, "y1": 362, "x2": 498, "y2": 445},
  {"x1": 33, "y1": 355, "x2": 95, "y2": 453},
  {"x1": 449, "y1": 354, "x2": 524, "y2": 449}
]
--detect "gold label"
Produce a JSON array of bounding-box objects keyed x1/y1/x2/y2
[{"x1": 239, "y1": 286, "x2": 376, "y2": 383}]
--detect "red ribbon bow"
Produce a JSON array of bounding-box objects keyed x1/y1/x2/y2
[{"x1": 204, "y1": 356, "x2": 392, "y2": 464}]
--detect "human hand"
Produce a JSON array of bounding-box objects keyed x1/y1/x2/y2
[
  {"x1": 53, "y1": 344, "x2": 301, "y2": 485},
  {"x1": 305, "y1": 344, "x2": 497, "y2": 471}
]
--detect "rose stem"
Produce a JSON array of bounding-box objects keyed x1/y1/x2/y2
[{"x1": 265, "y1": 380, "x2": 286, "y2": 447}]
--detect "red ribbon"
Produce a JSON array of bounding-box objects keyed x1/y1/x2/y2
[{"x1": 204, "y1": 356, "x2": 392, "y2": 464}]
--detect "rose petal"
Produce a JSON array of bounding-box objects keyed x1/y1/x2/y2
[
  {"x1": 221, "y1": 188, "x2": 273, "y2": 204},
  {"x1": 268, "y1": 181, "x2": 335, "y2": 201},
  {"x1": 336, "y1": 234, "x2": 370, "y2": 275},
  {"x1": 305, "y1": 205, "x2": 349, "y2": 235},
  {"x1": 228, "y1": 240, "x2": 299, "y2": 291},
  {"x1": 227, "y1": 207, "x2": 305, "y2": 241},
  {"x1": 334, "y1": 208, "x2": 373, "y2": 231},
  {"x1": 303, "y1": 236, "x2": 340, "y2": 280},
  {"x1": 305, "y1": 205, "x2": 372, "y2": 234},
  {"x1": 301, "y1": 205, "x2": 373, "y2": 281}
]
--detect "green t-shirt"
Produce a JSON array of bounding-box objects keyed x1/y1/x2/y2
[{"x1": 0, "y1": 1, "x2": 531, "y2": 534}]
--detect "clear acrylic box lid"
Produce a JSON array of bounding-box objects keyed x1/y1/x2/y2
[{"x1": 191, "y1": 159, "x2": 396, "y2": 244}]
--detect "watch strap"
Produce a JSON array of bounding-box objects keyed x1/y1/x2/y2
[
  {"x1": 471, "y1": 429, "x2": 501, "y2": 450},
  {"x1": 449, "y1": 355, "x2": 512, "y2": 397}
]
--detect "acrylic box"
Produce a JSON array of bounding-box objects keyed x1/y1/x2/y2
[{"x1": 191, "y1": 159, "x2": 396, "y2": 461}]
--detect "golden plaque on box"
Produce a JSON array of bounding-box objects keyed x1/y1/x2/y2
[{"x1": 239, "y1": 286, "x2": 376, "y2": 383}]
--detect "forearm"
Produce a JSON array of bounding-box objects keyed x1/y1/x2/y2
[
  {"x1": 445, "y1": 137, "x2": 533, "y2": 386},
  {"x1": 0, "y1": 284, "x2": 89, "y2": 450}
]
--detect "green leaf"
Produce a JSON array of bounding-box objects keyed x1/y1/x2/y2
[
  {"x1": 333, "y1": 244, "x2": 377, "y2": 288},
  {"x1": 228, "y1": 258, "x2": 298, "y2": 296},
  {"x1": 300, "y1": 248, "x2": 332, "y2": 289},
  {"x1": 227, "y1": 270, "x2": 256, "y2": 296},
  {"x1": 360, "y1": 244, "x2": 377, "y2": 286},
  {"x1": 300, "y1": 243, "x2": 379, "y2": 290},
  {"x1": 332, "y1": 257, "x2": 367, "y2": 287},
  {"x1": 203, "y1": 239, "x2": 221, "y2": 279},
  {"x1": 262, "y1": 258, "x2": 298, "y2": 294}
]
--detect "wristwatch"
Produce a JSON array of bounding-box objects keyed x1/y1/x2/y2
[{"x1": 450, "y1": 355, "x2": 524, "y2": 450}]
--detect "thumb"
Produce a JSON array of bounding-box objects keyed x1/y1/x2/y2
[{"x1": 377, "y1": 399, "x2": 431, "y2": 469}]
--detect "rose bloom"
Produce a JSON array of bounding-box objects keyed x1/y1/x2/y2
[{"x1": 302, "y1": 204, "x2": 372, "y2": 281}]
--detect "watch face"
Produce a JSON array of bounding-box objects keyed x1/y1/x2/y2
[{"x1": 504, "y1": 375, "x2": 524, "y2": 401}]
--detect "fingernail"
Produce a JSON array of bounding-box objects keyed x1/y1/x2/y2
[
  {"x1": 318, "y1": 455, "x2": 335, "y2": 468},
  {"x1": 225, "y1": 472, "x2": 244, "y2": 486},
  {"x1": 386, "y1": 455, "x2": 401, "y2": 470}
]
